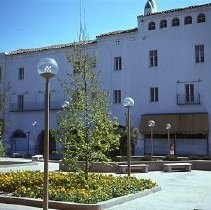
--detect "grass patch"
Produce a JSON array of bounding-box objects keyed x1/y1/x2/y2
[{"x1": 0, "y1": 171, "x2": 157, "y2": 204}]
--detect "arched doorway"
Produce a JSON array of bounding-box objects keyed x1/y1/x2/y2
[
  {"x1": 11, "y1": 130, "x2": 27, "y2": 154},
  {"x1": 36, "y1": 130, "x2": 56, "y2": 156}
]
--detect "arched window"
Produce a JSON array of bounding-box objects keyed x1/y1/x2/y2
[
  {"x1": 12, "y1": 130, "x2": 26, "y2": 138},
  {"x1": 184, "y1": 16, "x2": 192, "y2": 25},
  {"x1": 197, "y1": 13, "x2": 206, "y2": 23},
  {"x1": 172, "y1": 17, "x2": 180, "y2": 26},
  {"x1": 160, "y1": 19, "x2": 167, "y2": 28},
  {"x1": 148, "y1": 21, "x2": 156, "y2": 30}
]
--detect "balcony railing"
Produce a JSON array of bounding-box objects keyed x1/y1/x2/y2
[
  {"x1": 9, "y1": 101, "x2": 63, "y2": 112},
  {"x1": 177, "y1": 94, "x2": 200, "y2": 105}
]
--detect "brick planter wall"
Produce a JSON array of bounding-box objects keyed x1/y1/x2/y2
[{"x1": 59, "y1": 160, "x2": 211, "y2": 172}]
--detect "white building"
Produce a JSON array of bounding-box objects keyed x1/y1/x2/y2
[{"x1": 0, "y1": 0, "x2": 211, "y2": 157}]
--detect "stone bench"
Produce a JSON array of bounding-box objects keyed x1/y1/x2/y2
[
  {"x1": 32, "y1": 155, "x2": 43, "y2": 161},
  {"x1": 163, "y1": 163, "x2": 192, "y2": 172},
  {"x1": 119, "y1": 164, "x2": 149, "y2": 173}
]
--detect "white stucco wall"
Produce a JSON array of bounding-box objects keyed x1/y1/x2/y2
[{"x1": 1, "y1": 3, "x2": 211, "y2": 156}]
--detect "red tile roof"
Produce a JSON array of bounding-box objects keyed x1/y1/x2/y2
[{"x1": 8, "y1": 40, "x2": 96, "y2": 55}]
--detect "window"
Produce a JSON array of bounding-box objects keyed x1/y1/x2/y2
[
  {"x1": 149, "y1": 50, "x2": 158, "y2": 67},
  {"x1": 115, "y1": 40, "x2": 120, "y2": 46},
  {"x1": 160, "y1": 20, "x2": 167, "y2": 28},
  {"x1": 195, "y1": 45, "x2": 204, "y2": 63},
  {"x1": 184, "y1": 16, "x2": 192, "y2": 25},
  {"x1": 113, "y1": 90, "x2": 121, "y2": 104},
  {"x1": 18, "y1": 95, "x2": 24, "y2": 111},
  {"x1": 197, "y1": 13, "x2": 205, "y2": 23},
  {"x1": 185, "y1": 84, "x2": 194, "y2": 102},
  {"x1": 172, "y1": 17, "x2": 180, "y2": 26},
  {"x1": 150, "y1": 87, "x2": 158, "y2": 102},
  {"x1": 19, "y1": 67, "x2": 24, "y2": 80},
  {"x1": 148, "y1": 21, "x2": 156, "y2": 30},
  {"x1": 114, "y1": 57, "x2": 122, "y2": 70}
]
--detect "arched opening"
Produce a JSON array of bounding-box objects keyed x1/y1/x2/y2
[
  {"x1": 36, "y1": 130, "x2": 56, "y2": 156},
  {"x1": 172, "y1": 17, "x2": 180, "y2": 26},
  {"x1": 11, "y1": 129, "x2": 27, "y2": 154},
  {"x1": 148, "y1": 21, "x2": 156, "y2": 30}
]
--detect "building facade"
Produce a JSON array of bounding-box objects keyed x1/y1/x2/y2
[{"x1": 0, "y1": 1, "x2": 211, "y2": 156}]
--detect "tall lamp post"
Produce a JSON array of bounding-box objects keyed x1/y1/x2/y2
[
  {"x1": 32, "y1": 121, "x2": 37, "y2": 154},
  {"x1": 37, "y1": 58, "x2": 58, "y2": 210},
  {"x1": 148, "y1": 120, "x2": 155, "y2": 156},
  {"x1": 123, "y1": 97, "x2": 134, "y2": 176},
  {"x1": 166, "y1": 123, "x2": 171, "y2": 155}
]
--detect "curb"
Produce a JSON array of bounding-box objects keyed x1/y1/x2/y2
[
  {"x1": 0, "y1": 186, "x2": 161, "y2": 210},
  {"x1": 0, "y1": 161, "x2": 38, "y2": 168}
]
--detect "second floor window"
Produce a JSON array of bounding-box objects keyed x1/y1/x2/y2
[
  {"x1": 150, "y1": 87, "x2": 158, "y2": 102},
  {"x1": 113, "y1": 90, "x2": 121, "y2": 104},
  {"x1": 149, "y1": 50, "x2": 158, "y2": 67},
  {"x1": 114, "y1": 57, "x2": 122, "y2": 70},
  {"x1": 18, "y1": 95, "x2": 24, "y2": 111},
  {"x1": 195, "y1": 45, "x2": 204, "y2": 63},
  {"x1": 185, "y1": 84, "x2": 194, "y2": 102},
  {"x1": 19, "y1": 67, "x2": 24, "y2": 80}
]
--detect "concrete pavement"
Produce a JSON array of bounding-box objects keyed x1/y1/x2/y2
[
  {"x1": 0, "y1": 157, "x2": 59, "y2": 172},
  {"x1": 107, "y1": 170, "x2": 211, "y2": 210},
  {"x1": 0, "y1": 158, "x2": 211, "y2": 210}
]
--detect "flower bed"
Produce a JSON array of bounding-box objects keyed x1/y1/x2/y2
[{"x1": 0, "y1": 171, "x2": 157, "y2": 204}]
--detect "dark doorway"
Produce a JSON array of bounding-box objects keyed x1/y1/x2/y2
[{"x1": 36, "y1": 130, "x2": 56, "y2": 155}]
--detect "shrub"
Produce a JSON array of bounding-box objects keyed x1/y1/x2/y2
[
  {"x1": 140, "y1": 155, "x2": 153, "y2": 161},
  {"x1": 189, "y1": 155, "x2": 200, "y2": 160},
  {"x1": 163, "y1": 155, "x2": 178, "y2": 161},
  {"x1": 200, "y1": 156, "x2": 211, "y2": 160},
  {"x1": 0, "y1": 171, "x2": 157, "y2": 204}
]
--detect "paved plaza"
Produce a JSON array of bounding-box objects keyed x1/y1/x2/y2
[{"x1": 0, "y1": 158, "x2": 211, "y2": 210}]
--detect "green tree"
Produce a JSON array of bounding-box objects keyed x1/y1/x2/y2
[
  {"x1": 115, "y1": 126, "x2": 140, "y2": 157},
  {"x1": 56, "y1": 43, "x2": 120, "y2": 180},
  {"x1": 0, "y1": 80, "x2": 11, "y2": 155}
]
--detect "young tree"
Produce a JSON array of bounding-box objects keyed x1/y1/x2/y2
[
  {"x1": 56, "y1": 43, "x2": 120, "y2": 180},
  {"x1": 0, "y1": 79, "x2": 11, "y2": 155}
]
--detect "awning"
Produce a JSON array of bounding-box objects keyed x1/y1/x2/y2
[{"x1": 140, "y1": 113, "x2": 208, "y2": 134}]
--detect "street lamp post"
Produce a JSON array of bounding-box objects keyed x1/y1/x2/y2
[
  {"x1": 37, "y1": 58, "x2": 58, "y2": 210},
  {"x1": 148, "y1": 120, "x2": 155, "y2": 157},
  {"x1": 32, "y1": 121, "x2": 37, "y2": 154},
  {"x1": 123, "y1": 97, "x2": 134, "y2": 176},
  {"x1": 166, "y1": 123, "x2": 171, "y2": 155},
  {"x1": 26, "y1": 131, "x2": 30, "y2": 156}
]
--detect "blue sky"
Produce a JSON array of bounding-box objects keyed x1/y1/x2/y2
[{"x1": 0, "y1": 0, "x2": 210, "y2": 53}]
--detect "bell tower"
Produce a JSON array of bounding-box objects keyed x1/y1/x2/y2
[{"x1": 144, "y1": 0, "x2": 157, "y2": 15}]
